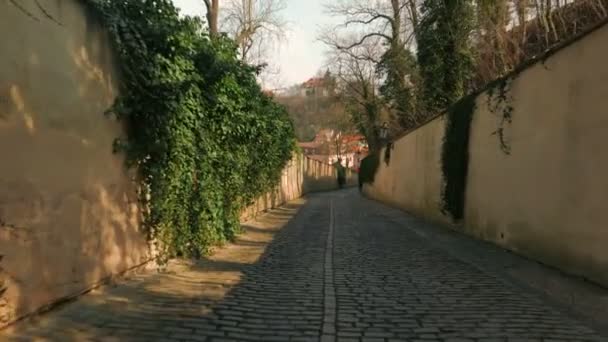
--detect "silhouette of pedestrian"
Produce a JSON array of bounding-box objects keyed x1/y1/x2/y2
[{"x1": 334, "y1": 158, "x2": 346, "y2": 189}]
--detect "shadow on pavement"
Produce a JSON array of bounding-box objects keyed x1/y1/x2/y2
[{"x1": 3, "y1": 197, "x2": 326, "y2": 341}]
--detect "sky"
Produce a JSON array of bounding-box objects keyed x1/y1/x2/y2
[{"x1": 171, "y1": 0, "x2": 333, "y2": 89}]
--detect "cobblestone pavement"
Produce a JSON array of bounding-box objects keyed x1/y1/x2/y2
[{"x1": 4, "y1": 190, "x2": 607, "y2": 341}]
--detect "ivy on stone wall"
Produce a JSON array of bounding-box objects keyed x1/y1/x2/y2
[
  {"x1": 383, "y1": 143, "x2": 394, "y2": 166},
  {"x1": 87, "y1": 0, "x2": 295, "y2": 262},
  {"x1": 359, "y1": 154, "x2": 380, "y2": 187},
  {"x1": 487, "y1": 77, "x2": 514, "y2": 155},
  {"x1": 440, "y1": 95, "x2": 476, "y2": 221},
  {"x1": 416, "y1": 0, "x2": 477, "y2": 221}
]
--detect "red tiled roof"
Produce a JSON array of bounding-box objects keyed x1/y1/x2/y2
[
  {"x1": 341, "y1": 134, "x2": 366, "y2": 143},
  {"x1": 303, "y1": 77, "x2": 325, "y2": 88}
]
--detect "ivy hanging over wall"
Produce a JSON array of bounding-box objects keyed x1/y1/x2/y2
[
  {"x1": 418, "y1": 0, "x2": 477, "y2": 221},
  {"x1": 383, "y1": 143, "x2": 394, "y2": 166},
  {"x1": 440, "y1": 95, "x2": 476, "y2": 221},
  {"x1": 487, "y1": 77, "x2": 514, "y2": 155},
  {"x1": 358, "y1": 154, "x2": 381, "y2": 186},
  {"x1": 86, "y1": 0, "x2": 295, "y2": 262}
]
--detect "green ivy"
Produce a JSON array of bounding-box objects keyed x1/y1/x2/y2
[
  {"x1": 87, "y1": 0, "x2": 295, "y2": 262},
  {"x1": 376, "y1": 44, "x2": 420, "y2": 130},
  {"x1": 440, "y1": 95, "x2": 476, "y2": 221},
  {"x1": 486, "y1": 77, "x2": 514, "y2": 155},
  {"x1": 358, "y1": 154, "x2": 380, "y2": 186},
  {"x1": 417, "y1": 0, "x2": 475, "y2": 114}
]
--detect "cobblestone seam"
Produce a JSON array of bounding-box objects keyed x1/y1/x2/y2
[{"x1": 321, "y1": 199, "x2": 336, "y2": 342}]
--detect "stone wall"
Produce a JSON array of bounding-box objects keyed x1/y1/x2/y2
[
  {"x1": 363, "y1": 22, "x2": 608, "y2": 287},
  {"x1": 241, "y1": 154, "x2": 357, "y2": 221},
  {"x1": 0, "y1": 0, "x2": 358, "y2": 326},
  {"x1": 364, "y1": 117, "x2": 450, "y2": 225},
  {"x1": 0, "y1": 0, "x2": 152, "y2": 327}
]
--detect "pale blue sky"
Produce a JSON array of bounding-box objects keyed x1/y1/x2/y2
[{"x1": 171, "y1": 0, "x2": 333, "y2": 88}]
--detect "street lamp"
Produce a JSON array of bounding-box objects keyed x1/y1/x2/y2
[{"x1": 378, "y1": 122, "x2": 393, "y2": 165}]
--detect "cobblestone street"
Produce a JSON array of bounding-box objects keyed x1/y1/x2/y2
[{"x1": 4, "y1": 190, "x2": 607, "y2": 341}]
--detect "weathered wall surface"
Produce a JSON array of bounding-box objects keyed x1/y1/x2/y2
[
  {"x1": 364, "y1": 23, "x2": 608, "y2": 287},
  {"x1": 241, "y1": 154, "x2": 357, "y2": 221},
  {"x1": 363, "y1": 117, "x2": 450, "y2": 225},
  {"x1": 465, "y1": 24, "x2": 608, "y2": 287},
  {"x1": 0, "y1": 0, "x2": 152, "y2": 327}
]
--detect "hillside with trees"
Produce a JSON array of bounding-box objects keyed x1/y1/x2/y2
[{"x1": 276, "y1": 71, "x2": 357, "y2": 142}]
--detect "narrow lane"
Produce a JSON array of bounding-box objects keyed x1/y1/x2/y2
[{"x1": 4, "y1": 190, "x2": 606, "y2": 341}]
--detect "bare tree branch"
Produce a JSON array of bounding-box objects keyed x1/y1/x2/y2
[
  {"x1": 35, "y1": 0, "x2": 63, "y2": 26},
  {"x1": 221, "y1": 0, "x2": 287, "y2": 62},
  {"x1": 341, "y1": 14, "x2": 393, "y2": 27},
  {"x1": 9, "y1": 0, "x2": 63, "y2": 26},
  {"x1": 9, "y1": 0, "x2": 40, "y2": 21},
  {"x1": 344, "y1": 32, "x2": 392, "y2": 50}
]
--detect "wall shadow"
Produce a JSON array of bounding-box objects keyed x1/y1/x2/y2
[{"x1": 3, "y1": 197, "x2": 328, "y2": 341}]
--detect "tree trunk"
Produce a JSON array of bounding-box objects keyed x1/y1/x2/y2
[
  {"x1": 391, "y1": 0, "x2": 402, "y2": 45},
  {"x1": 408, "y1": 0, "x2": 420, "y2": 37},
  {"x1": 205, "y1": 0, "x2": 219, "y2": 37},
  {"x1": 516, "y1": 0, "x2": 529, "y2": 44}
]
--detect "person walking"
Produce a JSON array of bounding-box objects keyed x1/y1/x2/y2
[{"x1": 334, "y1": 158, "x2": 346, "y2": 189}]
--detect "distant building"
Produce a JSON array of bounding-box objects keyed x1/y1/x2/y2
[
  {"x1": 297, "y1": 129, "x2": 368, "y2": 171},
  {"x1": 274, "y1": 71, "x2": 337, "y2": 99},
  {"x1": 298, "y1": 141, "x2": 322, "y2": 155},
  {"x1": 301, "y1": 77, "x2": 330, "y2": 97}
]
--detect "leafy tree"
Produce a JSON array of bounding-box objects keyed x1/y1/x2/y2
[
  {"x1": 376, "y1": 44, "x2": 420, "y2": 129},
  {"x1": 417, "y1": 0, "x2": 475, "y2": 113}
]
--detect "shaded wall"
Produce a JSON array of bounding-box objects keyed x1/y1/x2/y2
[
  {"x1": 0, "y1": 0, "x2": 152, "y2": 327},
  {"x1": 464, "y1": 24, "x2": 608, "y2": 287},
  {"x1": 363, "y1": 117, "x2": 450, "y2": 225},
  {"x1": 364, "y1": 23, "x2": 608, "y2": 287},
  {"x1": 241, "y1": 154, "x2": 357, "y2": 221}
]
